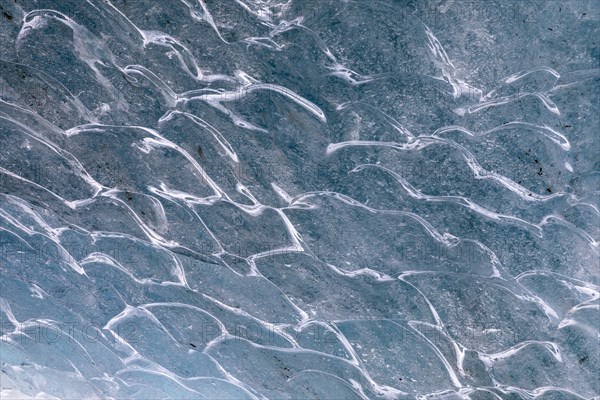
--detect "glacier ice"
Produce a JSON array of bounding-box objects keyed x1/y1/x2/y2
[{"x1": 0, "y1": 0, "x2": 599, "y2": 399}]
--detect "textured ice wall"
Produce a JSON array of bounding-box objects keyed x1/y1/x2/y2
[{"x1": 0, "y1": 0, "x2": 599, "y2": 398}]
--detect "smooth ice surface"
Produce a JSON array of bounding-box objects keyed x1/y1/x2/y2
[{"x1": 0, "y1": 0, "x2": 599, "y2": 399}]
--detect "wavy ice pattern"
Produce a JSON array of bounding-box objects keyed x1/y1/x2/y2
[{"x1": 0, "y1": 0, "x2": 599, "y2": 399}]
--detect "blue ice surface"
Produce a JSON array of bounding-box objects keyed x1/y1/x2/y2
[{"x1": 0, "y1": 0, "x2": 599, "y2": 399}]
